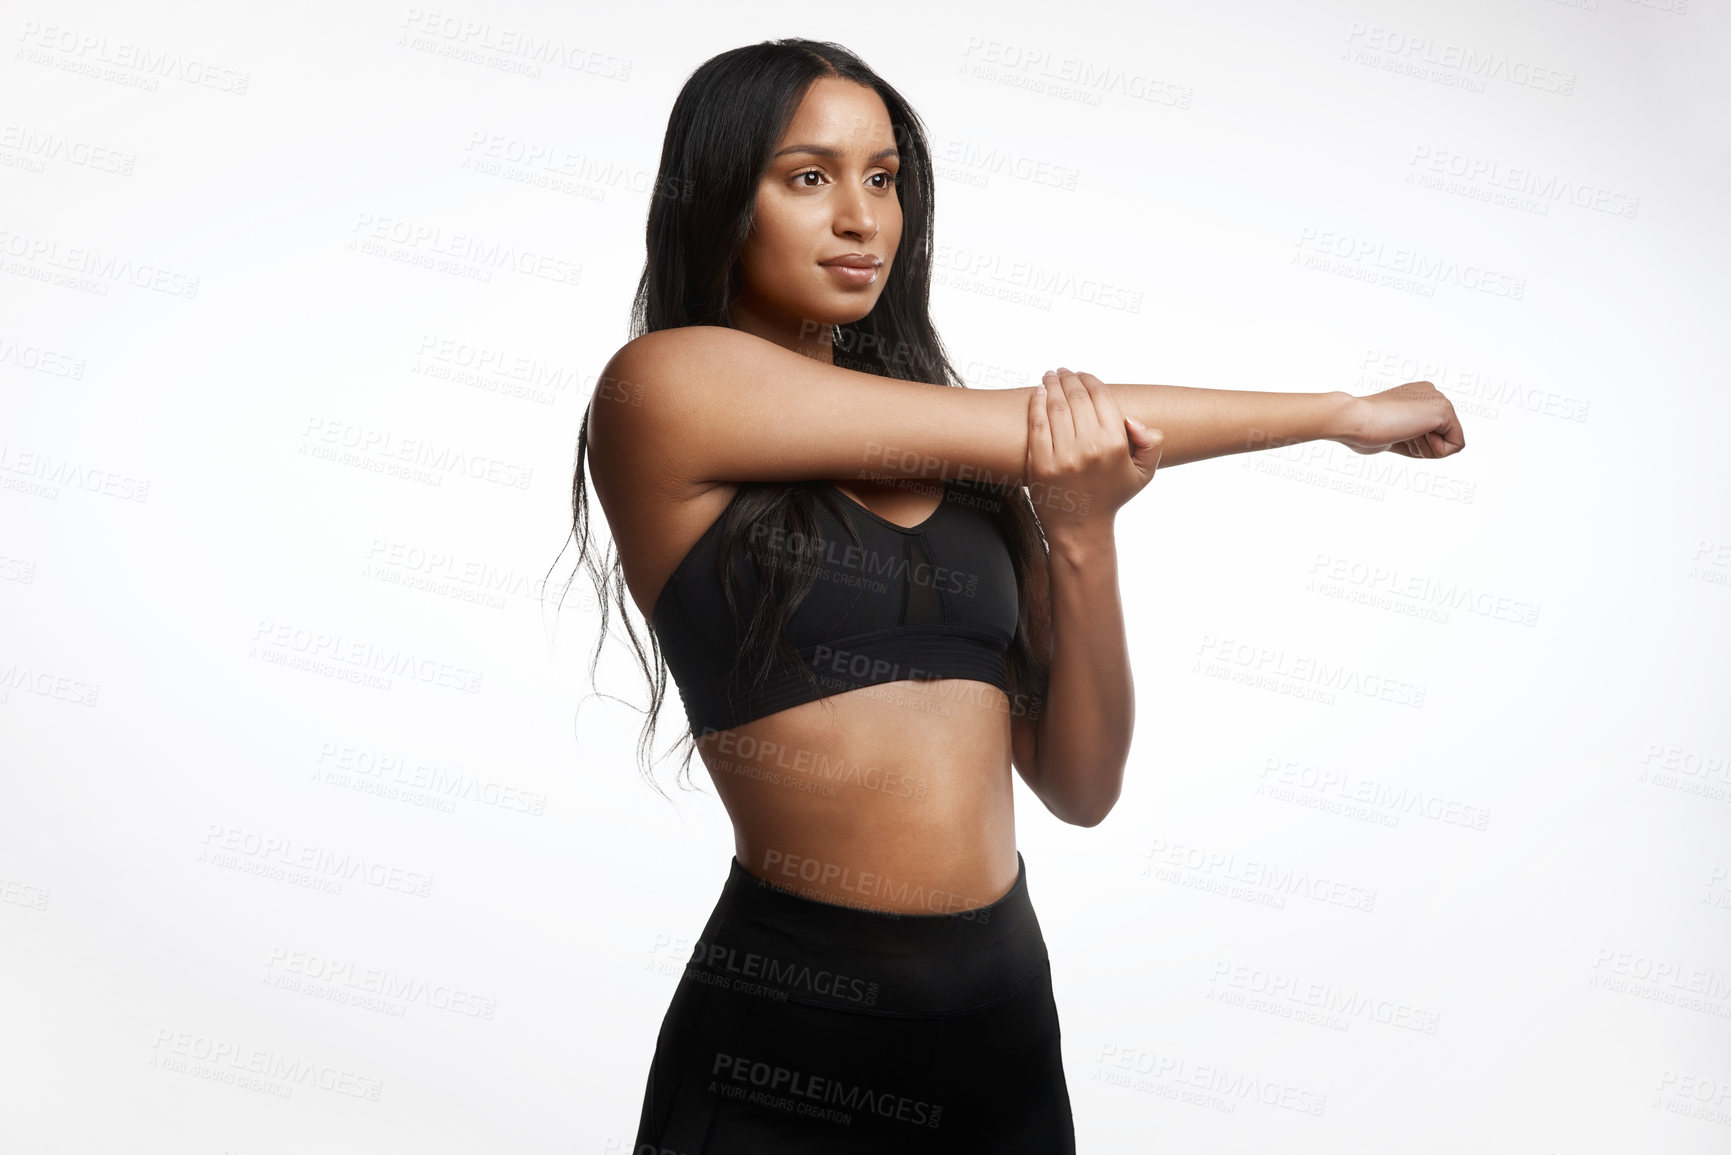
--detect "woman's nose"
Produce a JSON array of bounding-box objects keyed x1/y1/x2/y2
[{"x1": 832, "y1": 183, "x2": 877, "y2": 239}]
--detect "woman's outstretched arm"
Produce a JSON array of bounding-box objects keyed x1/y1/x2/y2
[{"x1": 1095, "y1": 377, "x2": 1464, "y2": 469}]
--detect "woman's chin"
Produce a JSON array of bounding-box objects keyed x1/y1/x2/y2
[{"x1": 820, "y1": 297, "x2": 882, "y2": 327}]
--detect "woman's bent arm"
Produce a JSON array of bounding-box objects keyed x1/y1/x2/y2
[{"x1": 1026, "y1": 527, "x2": 1133, "y2": 827}]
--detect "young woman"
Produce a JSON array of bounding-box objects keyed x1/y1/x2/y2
[{"x1": 568, "y1": 38, "x2": 1463, "y2": 1153}]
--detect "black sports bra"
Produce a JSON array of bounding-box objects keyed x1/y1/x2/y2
[{"x1": 649, "y1": 477, "x2": 1020, "y2": 739}]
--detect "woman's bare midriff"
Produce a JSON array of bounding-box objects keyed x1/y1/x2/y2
[
  {"x1": 694, "y1": 675, "x2": 1021, "y2": 915},
  {"x1": 619, "y1": 475, "x2": 1023, "y2": 916}
]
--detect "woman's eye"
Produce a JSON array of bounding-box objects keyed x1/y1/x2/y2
[{"x1": 792, "y1": 170, "x2": 895, "y2": 188}]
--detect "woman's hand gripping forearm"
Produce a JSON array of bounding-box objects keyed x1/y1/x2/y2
[{"x1": 1020, "y1": 367, "x2": 1162, "y2": 827}]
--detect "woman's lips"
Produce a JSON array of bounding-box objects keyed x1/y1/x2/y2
[{"x1": 820, "y1": 261, "x2": 879, "y2": 286}]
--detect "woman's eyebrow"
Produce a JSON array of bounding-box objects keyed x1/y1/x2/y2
[{"x1": 771, "y1": 144, "x2": 900, "y2": 160}]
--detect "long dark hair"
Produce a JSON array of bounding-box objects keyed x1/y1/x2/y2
[{"x1": 550, "y1": 38, "x2": 1051, "y2": 797}]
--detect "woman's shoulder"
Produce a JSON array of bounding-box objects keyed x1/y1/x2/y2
[
  {"x1": 597, "y1": 326, "x2": 746, "y2": 413},
  {"x1": 612, "y1": 324, "x2": 762, "y2": 366}
]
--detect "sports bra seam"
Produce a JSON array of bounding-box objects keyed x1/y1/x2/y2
[
  {"x1": 799, "y1": 622, "x2": 1008, "y2": 650},
  {"x1": 914, "y1": 528, "x2": 954, "y2": 629},
  {"x1": 682, "y1": 637, "x2": 1012, "y2": 735},
  {"x1": 680, "y1": 630, "x2": 1011, "y2": 693}
]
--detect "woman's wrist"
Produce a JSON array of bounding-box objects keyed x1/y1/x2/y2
[
  {"x1": 1046, "y1": 522, "x2": 1117, "y2": 568},
  {"x1": 1322, "y1": 390, "x2": 1366, "y2": 445}
]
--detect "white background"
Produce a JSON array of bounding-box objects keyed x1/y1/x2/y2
[{"x1": 3, "y1": 1, "x2": 1728, "y2": 1152}]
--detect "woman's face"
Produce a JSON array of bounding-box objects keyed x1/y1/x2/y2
[{"x1": 733, "y1": 77, "x2": 903, "y2": 344}]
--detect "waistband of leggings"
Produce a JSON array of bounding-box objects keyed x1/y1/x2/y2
[{"x1": 681, "y1": 851, "x2": 1048, "y2": 1017}]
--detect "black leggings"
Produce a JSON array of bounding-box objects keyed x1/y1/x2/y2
[{"x1": 632, "y1": 851, "x2": 1075, "y2": 1153}]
